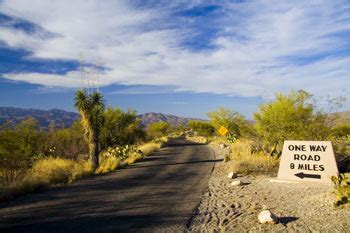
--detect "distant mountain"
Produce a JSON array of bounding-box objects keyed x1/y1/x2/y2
[
  {"x1": 137, "y1": 112, "x2": 202, "y2": 127},
  {"x1": 0, "y1": 107, "x2": 79, "y2": 129},
  {"x1": 0, "y1": 107, "x2": 202, "y2": 129}
]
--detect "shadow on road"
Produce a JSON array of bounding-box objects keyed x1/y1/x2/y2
[
  {"x1": 124, "y1": 158, "x2": 223, "y2": 170},
  {"x1": 0, "y1": 138, "x2": 217, "y2": 232}
]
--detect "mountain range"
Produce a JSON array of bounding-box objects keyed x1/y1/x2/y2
[
  {"x1": 1, "y1": 107, "x2": 349, "y2": 130},
  {"x1": 0, "y1": 107, "x2": 201, "y2": 129}
]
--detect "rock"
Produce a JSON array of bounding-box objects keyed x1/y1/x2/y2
[
  {"x1": 231, "y1": 180, "x2": 243, "y2": 186},
  {"x1": 258, "y1": 210, "x2": 278, "y2": 224},
  {"x1": 219, "y1": 143, "x2": 227, "y2": 149},
  {"x1": 227, "y1": 172, "x2": 237, "y2": 179}
]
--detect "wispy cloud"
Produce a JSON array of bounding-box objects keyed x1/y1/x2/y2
[{"x1": 0, "y1": 0, "x2": 349, "y2": 100}]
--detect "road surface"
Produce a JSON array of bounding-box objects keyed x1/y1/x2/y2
[{"x1": 0, "y1": 139, "x2": 219, "y2": 232}]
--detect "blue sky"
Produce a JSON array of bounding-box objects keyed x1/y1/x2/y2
[{"x1": 0, "y1": 0, "x2": 350, "y2": 119}]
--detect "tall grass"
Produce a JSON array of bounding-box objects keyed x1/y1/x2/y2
[
  {"x1": 0, "y1": 157, "x2": 93, "y2": 201},
  {"x1": 224, "y1": 139, "x2": 279, "y2": 175}
]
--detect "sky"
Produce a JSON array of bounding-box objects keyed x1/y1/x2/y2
[{"x1": 0, "y1": 0, "x2": 349, "y2": 119}]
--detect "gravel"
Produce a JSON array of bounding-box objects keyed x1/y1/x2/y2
[{"x1": 188, "y1": 145, "x2": 350, "y2": 232}]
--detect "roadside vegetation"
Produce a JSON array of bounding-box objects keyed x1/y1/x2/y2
[
  {"x1": 185, "y1": 90, "x2": 350, "y2": 205},
  {"x1": 0, "y1": 90, "x2": 168, "y2": 202},
  {"x1": 1, "y1": 89, "x2": 349, "y2": 205}
]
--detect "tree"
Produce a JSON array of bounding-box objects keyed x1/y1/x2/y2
[
  {"x1": 100, "y1": 107, "x2": 145, "y2": 149},
  {"x1": 188, "y1": 120, "x2": 215, "y2": 137},
  {"x1": 47, "y1": 121, "x2": 88, "y2": 158},
  {"x1": 147, "y1": 122, "x2": 170, "y2": 138},
  {"x1": 207, "y1": 107, "x2": 248, "y2": 138},
  {"x1": 74, "y1": 90, "x2": 105, "y2": 170},
  {"x1": 254, "y1": 90, "x2": 331, "y2": 156},
  {"x1": 332, "y1": 124, "x2": 350, "y2": 138}
]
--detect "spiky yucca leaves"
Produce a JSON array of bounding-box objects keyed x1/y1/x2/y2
[{"x1": 74, "y1": 90, "x2": 105, "y2": 170}]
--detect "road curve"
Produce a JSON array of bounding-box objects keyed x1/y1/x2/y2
[{"x1": 0, "y1": 139, "x2": 219, "y2": 232}]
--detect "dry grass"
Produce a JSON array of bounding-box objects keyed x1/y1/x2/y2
[
  {"x1": 225, "y1": 139, "x2": 279, "y2": 175},
  {"x1": 96, "y1": 154, "x2": 120, "y2": 174},
  {"x1": 137, "y1": 142, "x2": 161, "y2": 156},
  {"x1": 0, "y1": 139, "x2": 167, "y2": 202},
  {"x1": 0, "y1": 157, "x2": 93, "y2": 201},
  {"x1": 186, "y1": 135, "x2": 209, "y2": 144}
]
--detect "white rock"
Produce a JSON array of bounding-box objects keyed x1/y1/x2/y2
[
  {"x1": 227, "y1": 172, "x2": 237, "y2": 179},
  {"x1": 231, "y1": 180, "x2": 243, "y2": 186},
  {"x1": 258, "y1": 210, "x2": 278, "y2": 224},
  {"x1": 219, "y1": 143, "x2": 227, "y2": 148}
]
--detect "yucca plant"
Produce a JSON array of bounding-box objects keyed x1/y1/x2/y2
[{"x1": 74, "y1": 90, "x2": 105, "y2": 170}]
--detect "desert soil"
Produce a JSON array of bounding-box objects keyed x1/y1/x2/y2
[{"x1": 188, "y1": 146, "x2": 350, "y2": 232}]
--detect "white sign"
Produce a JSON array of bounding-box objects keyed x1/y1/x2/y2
[{"x1": 277, "y1": 141, "x2": 339, "y2": 183}]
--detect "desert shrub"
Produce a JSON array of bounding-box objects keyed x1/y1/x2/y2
[
  {"x1": 105, "y1": 145, "x2": 134, "y2": 160},
  {"x1": 331, "y1": 173, "x2": 350, "y2": 206},
  {"x1": 137, "y1": 141, "x2": 162, "y2": 156},
  {"x1": 332, "y1": 136, "x2": 350, "y2": 161},
  {"x1": 46, "y1": 121, "x2": 88, "y2": 158},
  {"x1": 225, "y1": 139, "x2": 279, "y2": 175},
  {"x1": 207, "y1": 108, "x2": 254, "y2": 140},
  {"x1": 186, "y1": 135, "x2": 209, "y2": 144},
  {"x1": 188, "y1": 120, "x2": 215, "y2": 137},
  {"x1": 96, "y1": 152, "x2": 120, "y2": 174},
  {"x1": 100, "y1": 108, "x2": 146, "y2": 149},
  {"x1": 147, "y1": 122, "x2": 171, "y2": 138},
  {"x1": 332, "y1": 125, "x2": 350, "y2": 138},
  {"x1": 254, "y1": 90, "x2": 331, "y2": 156},
  {"x1": 0, "y1": 117, "x2": 46, "y2": 159}
]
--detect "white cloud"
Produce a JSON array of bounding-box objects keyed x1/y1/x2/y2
[{"x1": 0, "y1": 0, "x2": 350, "y2": 100}]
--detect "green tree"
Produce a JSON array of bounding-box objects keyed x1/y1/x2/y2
[
  {"x1": 188, "y1": 120, "x2": 215, "y2": 137},
  {"x1": 254, "y1": 90, "x2": 331, "y2": 156},
  {"x1": 47, "y1": 121, "x2": 88, "y2": 158},
  {"x1": 332, "y1": 124, "x2": 350, "y2": 138},
  {"x1": 207, "y1": 107, "x2": 248, "y2": 138},
  {"x1": 147, "y1": 122, "x2": 170, "y2": 138},
  {"x1": 74, "y1": 90, "x2": 105, "y2": 169},
  {"x1": 0, "y1": 117, "x2": 46, "y2": 170},
  {"x1": 100, "y1": 107, "x2": 145, "y2": 149}
]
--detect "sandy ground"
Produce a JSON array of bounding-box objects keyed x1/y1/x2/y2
[{"x1": 188, "y1": 145, "x2": 350, "y2": 232}]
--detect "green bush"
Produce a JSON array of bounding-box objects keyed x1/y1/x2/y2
[
  {"x1": 47, "y1": 121, "x2": 88, "y2": 158},
  {"x1": 331, "y1": 173, "x2": 350, "y2": 206},
  {"x1": 332, "y1": 125, "x2": 350, "y2": 138},
  {"x1": 207, "y1": 107, "x2": 254, "y2": 139},
  {"x1": 254, "y1": 90, "x2": 331, "y2": 156},
  {"x1": 147, "y1": 122, "x2": 170, "y2": 138},
  {"x1": 100, "y1": 108, "x2": 146, "y2": 149},
  {"x1": 188, "y1": 120, "x2": 215, "y2": 137}
]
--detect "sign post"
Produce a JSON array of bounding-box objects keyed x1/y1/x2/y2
[{"x1": 276, "y1": 140, "x2": 339, "y2": 183}]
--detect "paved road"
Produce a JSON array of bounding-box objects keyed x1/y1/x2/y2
[{"x1": 0, "y1": 139, "x2": 219, "y2": 232}]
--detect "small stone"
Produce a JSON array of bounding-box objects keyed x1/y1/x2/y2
[
  {"x1": 231, "y1": 180, "x2": 243, "y2": 186},
  {"x1": 258, "y1": 210, "x2": 278, "y2": 224},
  {"x1": 219, "y1": 143, "x2": 227, "y2": 148},
  {"x1": 227, "y1": 172, "x2": 237, "y2": 179}
]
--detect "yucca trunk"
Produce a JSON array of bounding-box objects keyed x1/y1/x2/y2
[{"x1": 90, "y1": 128, "x2": 100, "y2": 169}]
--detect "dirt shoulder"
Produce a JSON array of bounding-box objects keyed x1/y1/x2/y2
[{"x1": 188, "y1": 145, "x2": 350, "y2": 232}]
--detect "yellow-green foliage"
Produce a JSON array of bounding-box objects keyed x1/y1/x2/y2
[
  {"x1": 226, "y1": 139, "x2": 279, "y2": 175},
  {"x1": 124, "y1": 152, "x2": 143, "y2": 165},
  {"x1": 137, "y1": 142, "x2": 162, "y2": 156},
  {"x1": 96, "y1": 153, "x2": 120, "y2": 174},
  {"x1": 186, "y1": 135, "x2": 209, "y2": 144},
  {"x1": 96, "y1": 141, "x2": 164, "y2": 173},
  {"x1": 0, "y1": 157, "x2": 93, "y2": 201},
  {"x1": 332, "y1": 173, "x2": 350, "y2": 206},
  {"x1": 0, "y1": 139, "x2": 166, "y2": 201}
]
